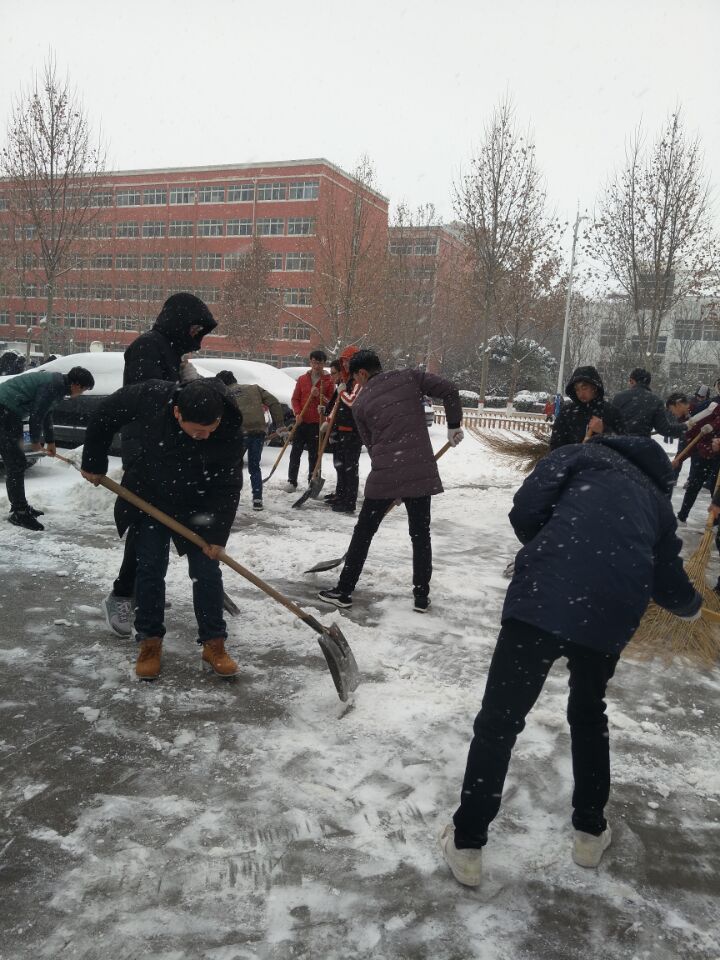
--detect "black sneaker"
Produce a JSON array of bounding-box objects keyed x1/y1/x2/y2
[
  {"x1": 27, "y1": 505, "x2": 45, "y2": 517},
  {"x1": 323, "y1": 493, "x2": 338, "y2": 503},
  {"x1": 676, "y1": 513, "x2": 687, "y2": 524},
  {"x1": 332, "y1": 503, "x2": 355, "y2": 514},
  {"x1": 318, "y1": 588, "x2": 353, "y2": 608},
  {"x1": 414, "y1": 596, "x2": 431, "y2": 613},
  {"x1": 253, "y1": 499, "x2": 264, "y2": 511},
  {"x1": 8, "y1": 509, "x2": 44, "y2": 531}
]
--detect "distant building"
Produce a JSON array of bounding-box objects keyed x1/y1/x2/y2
[{"x1": 0, "y1": 158, "x2": 388, "y2": 364}]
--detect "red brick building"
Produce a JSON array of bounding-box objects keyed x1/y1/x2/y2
[{"x1": 0, "y1": 158, "x2": 388, "y2": 364}]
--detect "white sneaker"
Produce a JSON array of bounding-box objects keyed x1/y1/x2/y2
[
  {"x1": 102, "y1": 593, "x2": 133, "y2": 638},
  {"x1": 439, "y1": 823, "x2": 482, "y2": 887},
  {"x1": 284, "y1": 481, "x2": 298, "y2": 492},
  {"x1": 572, "y1": 825, "x2": 612, "y2": 867}
]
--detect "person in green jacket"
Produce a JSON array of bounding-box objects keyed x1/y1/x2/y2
[
  {"x1": 216, "y1": 370, "x2": 288, "y2": 511},
  {"x1": 0, "y1": 366, "x2": 94, "y2": 530}
]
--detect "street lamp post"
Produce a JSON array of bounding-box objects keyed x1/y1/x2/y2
[{"x1": 556, "y1": 208, "x2": 587, "y2": 396}]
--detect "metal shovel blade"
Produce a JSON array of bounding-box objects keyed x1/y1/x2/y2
[
  {"x1": 304, "y1": 551, "x2": 348, "y2": 574},
  {"x1": 316, "y1": 621, "x2": 360, "y2": 702},
  {"x1": 292, "y1": 474, "x2": 325, "y2": 509},
  {"x1": 222, "y1": 590, "x2": 241, "y2": 616}
]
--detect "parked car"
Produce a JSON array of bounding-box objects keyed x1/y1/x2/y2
[
  {"x1": 0, "y1": 352, "x2": 297, "y2": 458},
  {"x1": 423, "y1": 395, "x2": 435, "y2": 427}
]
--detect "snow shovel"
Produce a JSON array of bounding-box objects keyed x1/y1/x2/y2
[
  {"x1": 56, "y1": 455, "x2": 359, "y2": 701},
  {"x1": 304, "y1": 441, "x2": 453, "y2": 574},
  {"x1": 262, "y1": 391, "x2": 314, "y2": 485},
  {"x1": 292, "y1": 398, "x2": 341, "y2": 509}
]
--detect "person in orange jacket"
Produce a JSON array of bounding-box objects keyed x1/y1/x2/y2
[{"x1": 285, "y1": 349, "x2": 335, "y2": 491}]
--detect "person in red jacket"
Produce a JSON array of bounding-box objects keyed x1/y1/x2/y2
[
  {"x1": 676, "y1": 400, "x2": 720, "y2": 522},
  {"x1": 285, "y1": 350, "x2": 335, "y2": 491}
]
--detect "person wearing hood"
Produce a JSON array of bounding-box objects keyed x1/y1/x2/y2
[
  {"x1": 611, "y1": 368, "x2": 686, "y2": 439},
  {"x1": 440, "y1": 434, "x2": 702, "y2": 888},
  {"x1": 550, "y1": 365, "x2": 624, "y2": 449},
  {"x1": 324, "y1": 345, "x2": 363, "y2": 514},
  {"x1": 102, "y1": 293, "x2": 217, "y2": 638},
  {"x1": 81, "y1": 378, "x2": 243, "y2": 681}
]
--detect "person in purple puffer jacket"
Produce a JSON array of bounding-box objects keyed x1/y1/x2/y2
[{"x1": 317, "y1": 349, "x2": 463, "y2": 612}]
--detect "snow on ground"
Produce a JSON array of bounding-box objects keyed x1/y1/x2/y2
[{"x1": 1, "y1": 426, "x2": 719, "y2": 959}]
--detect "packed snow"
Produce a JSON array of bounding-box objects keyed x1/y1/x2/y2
[{"x1": 1, "y1": 426, "x2": 718, "y2": 959}]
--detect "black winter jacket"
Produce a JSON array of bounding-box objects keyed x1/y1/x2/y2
[
  {"x1": 550, "y1": 365, "x2": 624, "y2": 449},
  {"x1": 81, "y1": 380, "x2": 242, "y2": 551},
  {"x1": 503, "y1": 435, "x2": 701, "y2": 655},
  {"x1": 123, "y1": 301, "x2": 217, "y2": 386},
  {"x1": 612, "y1": 384, "x2": 685, "y2": 439}
]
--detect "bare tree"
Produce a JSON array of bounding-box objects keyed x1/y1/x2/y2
[
  {"x1": 453, "y1": 95, "x2": 556, "y2": 404},
  {"x1": 1, "y1": 54, "x2": 107, "y2": 355},
  {"x1": 586, "y1": 109, "x2": 718, "y2": 365},
  {"x1": 221, "y1": 237, "x2": 280, "y2": 349},
  {"x1": 314, "y1": 155, "x2": 388, "y2": 353}
]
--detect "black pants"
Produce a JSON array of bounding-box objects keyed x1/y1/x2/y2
[
  {"x1": 337, "y1": 495, "x2": 431, "y2": 597},
  {"x1": 0, "y1": 405, "x2": 28, "y2": 512},
  {"x1": 332, "y1": 431, "x2": 362, "y2": 508},
  {"x1": 288, "y1": 422, "x2": 320, "y2": 485},
  {"x1": 677, "y1": 457, "x2": 720, "y2": 520},
  {"x1": 453, "y1": 619, "x2": 619, "y2": 848},
  {"x1": 113, "y1": 525, "x2": 137, "y2": 598}
]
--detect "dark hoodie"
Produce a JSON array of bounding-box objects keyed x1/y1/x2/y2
[
  {"x1": 123, "y1": 293, "x2": 217, "y2": 386},
  {"x1": 549, "y1": 365, "x2": 624, "y2": 449},
  {"x1": 504, "y1": 435, "x2": 701, "y2": 655}
]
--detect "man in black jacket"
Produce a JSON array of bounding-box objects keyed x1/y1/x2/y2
[
  {"x1": 550, "y1": 365, "x2": 624, "y2": 449},
  {"x1": 81, "y1": 378, "x2": 243, "y2": 681},
  {"x1": 103, "y1": 293, "x2": 217, "y2": 638},
  {"x1": 440, "y1": 435, "x2": 702, "y2": 887},
  {"x1": 612, "y1": 368, "x2": 686, "y2": 439}
]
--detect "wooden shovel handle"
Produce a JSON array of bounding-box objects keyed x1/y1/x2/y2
[
  {"x1": 310, "y1": 396, "x2": 341, "y2": 482},
  {"x1": 264, "y1": 390, "x2": 315, "y2": 479}
]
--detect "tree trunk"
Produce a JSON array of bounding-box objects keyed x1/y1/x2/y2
[{"x1": 43, "y1": 277, "x2": 56, "y2": 357}]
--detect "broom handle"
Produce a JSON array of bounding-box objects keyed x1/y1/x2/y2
[
  {"x1": 671, "y1": 429, "x2": 705, "y2": 469},
  {"x1": 702, "y1": 607, "x2": 720, "y2": 624},
  {"x1": 310, "y1": 395, "x2": 341, "y2": 482},
  {"x1": 703, "y1": 467, "x2": 720, "y2": 531}
]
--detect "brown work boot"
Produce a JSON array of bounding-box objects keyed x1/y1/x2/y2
[
  {"x1": 201, "y1": 637, "x2": 238, "y2": 677},
  {"x1": 135, "y1": 637, "x2": 163, "y2": 680}
]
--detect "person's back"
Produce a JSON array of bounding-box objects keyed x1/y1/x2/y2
[{"x1": 612, "y1": 368, "x2": 684, "y2": 438}]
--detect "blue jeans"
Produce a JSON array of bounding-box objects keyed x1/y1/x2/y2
[
  {"x1": 132, "y1": 515, "x2": 227, "y2": 643},
  {"x1": 244, "y1": 433, "x2": 264, "y2": 500}
]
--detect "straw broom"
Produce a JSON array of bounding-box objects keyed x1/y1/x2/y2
[
  {"x1": 468, "y1": 424, "x2": 551, "y2": 474},
  {"x1": 625, "y1": 470, "x2": 720, "y2": 667}
]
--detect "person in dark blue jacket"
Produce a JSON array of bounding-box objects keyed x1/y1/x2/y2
[{"x1": 440, "y1": 435, "x2": 702, "y2": 887}]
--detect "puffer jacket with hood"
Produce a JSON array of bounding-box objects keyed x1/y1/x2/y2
[
  {"x1": 550, "y1": 365, "x2": 624, "y2": 449},
  {"x1": 123, "y1": 293, "x2": 217, "y2": 386}
]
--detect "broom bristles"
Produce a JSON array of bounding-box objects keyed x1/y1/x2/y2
[{"x1": 469, "y1": 426, "x2": 550, "y2": 474}]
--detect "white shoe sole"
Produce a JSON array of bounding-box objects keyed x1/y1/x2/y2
[{"x1": 317, "y1": 593, "x2": 352, "y2": 609}]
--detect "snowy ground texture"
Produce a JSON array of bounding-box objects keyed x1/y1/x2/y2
[{"x1": 1, "y1": 425, "x2": 719, "y2": 960}]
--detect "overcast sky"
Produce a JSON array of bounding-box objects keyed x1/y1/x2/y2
[{"x1": 2, "y1": 0, "x2": 718, "y2": 235}]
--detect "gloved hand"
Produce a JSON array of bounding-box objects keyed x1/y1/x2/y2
[
  {"x1": 276, "y1": 427, "x2": 290, "y2": 438},
  {"x1": 447, "y1": 427, "x2": 464, "y2": 447},
  {"x1": 319, "y1": 422, "x2": 330, "y2": 437},
  {"x1": 676, "y1": 592, "x2": 703, "y2": 621},
  {"x1": 317, "y1": 405, "x2": 326, "y2": 416}
]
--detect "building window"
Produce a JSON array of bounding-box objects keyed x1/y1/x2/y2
[
  {"x1": 90, "y1": 191, "x2": 114, "y2": 208},
  {"x1": 14, "y1": 225, "x2": 37, "y2": 240},
  {"x1": 279, "y1": 320, "x2": 311, "y2": 340},
  {"x1": 116, "y1": 221, "x2": 139, "y2": 239},
  {"x1": 389, "y1": 239, "x2": 439, "y2": 256},
  {"x1": 0, "y1": 196, "x2": 8, "y2": 211},
  {"x1": 16, "y1": 254, "x2": 39, "y2": 269},
  {"x1": 141, "y1": 254, "x2": 165, "y2": 271},
  {"x1": 227, "y1": 183, "x2": 254, "y2": 202},
  {"x1": 283, "y1": 288, "x2": 312, "y2": 307},
  {"x1": 143, "y1": 188, "x2": 167, "y2": 205},
  {"x1": 167, "y1": 254, "x2": 192, "y2": 271},
  {"x1": 224, "y1": 253, "x2": 243, "y2": 270},
  {"x1": 115, "y1": 255, "x2": 139, "y2": 270},
  {"x1": 0, "y1": 311, "x2": 9, "y2": 324},
  {"x1": 88, "y1": 315, "x2": 112, "y2": 330},
  {"x1": 89, "y1": 285, "x2": 113, "y2": 301},
  {"x1": 197, "y1": 219, "x2": 224, "y2": 237},
  {"x1": 116, "y1": 190, "x2": 141, "y2": 207},
  {"x1": 15, "y1": 311, "x2": 42, "y2": 325},
  {"x1": 169, "y1": 187, "x2": 195, "y2": 205},
  {"x1": 85, "y1": 222, "x2": 114, "y2": 239},
  {"x1": 285, "y1": 252, "x2": 315, "y2": 271},
  {"x1": 226, "y1": 219, "x2": 252, "y2": 236},
  {"x1": 17, "y1": 282, "x2": 40, "y2": 297},
  {"x1": 142, "y1": 221, "x2": 166, "y2": 238},
  {"x1": 257, "y1": 182, "x2": 287, "y2": 201},
  {"x1": 169, "y1": 220, "x2": 193, "y2": 237},
  {"x1": 115, "y1": 284, "x2": 140, "y2": 301},
  {"x1": 191, "y1": 286, "x2": 220, "y2": 304},
  {"x1": 138, "y1": 285, "x2": 164, "y2": 301},
  {"x1": 415, "y1": 240, "x2": 438, "y2": 255},
  {"x1": 287, "y1": 217, "x2": 315, "y2": 236},
  {"x1": 116, "y1": 317, "x2": 139, "y2": 332},
  {"x1": 90, "y1": 254, "x2": 113, "y2": 269},
  {"x1": 196, "y1": 253, "x2": 222, "y2": 271},
  {"x1": 256, "y1": 218, "x2": 284, "y2": 236},
  {"x1": 197, "y1": 186, "x2": 225, "y2": 204},
  {"x1": 0, "y1": 225, "x2": 9, "y2": 240},
  {"x1": 268, "y1": 253, "x2": 284, "y2": 271},
  {"x1": 64, "y1": 313, "x2": 88, "y2": 328},
  {"x1": 288, "y1": 180, "x2": 319, "y2": 200}
]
